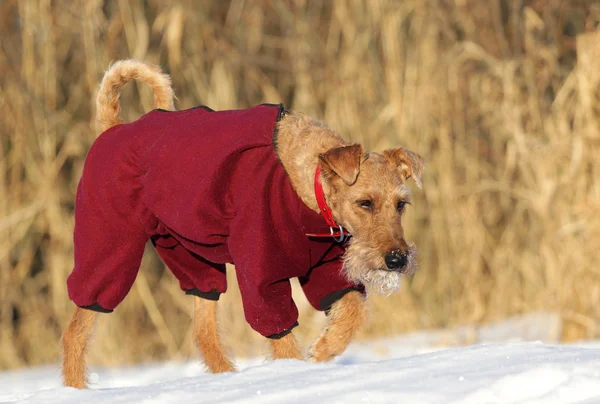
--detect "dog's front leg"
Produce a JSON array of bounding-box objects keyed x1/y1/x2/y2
[
  {"x1": 269, "y1": 332, "x2": 303, "y2": 360},
  {"x1": 308, "y1": 290, "x2": 366, "y2": 362}
]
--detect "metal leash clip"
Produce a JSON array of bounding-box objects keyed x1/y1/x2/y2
[{"x1": 331, "y1": 225, "x2": 348, "y2": 243}]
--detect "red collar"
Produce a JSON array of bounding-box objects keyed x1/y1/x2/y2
[{"x1": 305, "y1": 166, "x2": 351, "y2": 242}]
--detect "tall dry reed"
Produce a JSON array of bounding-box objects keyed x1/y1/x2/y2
[{"x1": 1, "y1": 0, "x2": 599, "y2": 369}]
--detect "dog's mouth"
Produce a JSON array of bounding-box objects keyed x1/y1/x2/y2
[
  {"x1": 343, "y1": 242, "x2": 418, "y2": 295},
  {"x1": 378, "y1": 267, "x2": 409, "y2": 273}
]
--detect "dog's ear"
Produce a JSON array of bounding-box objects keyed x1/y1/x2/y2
[
  {"x1": 319, "y1": 144, "x2": 364, "y2": 185},
  {"x1": 384, "y1": 148, "x2": 424, "y2": 189}
]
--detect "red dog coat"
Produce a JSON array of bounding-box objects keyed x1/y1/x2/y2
[{"x1": 67, "y1": 104, "x2": 363, "y2": 338}]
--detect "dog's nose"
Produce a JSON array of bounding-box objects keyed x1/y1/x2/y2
[{"x1": 384, "y1": 250, "x2": 408, "y2": 271}]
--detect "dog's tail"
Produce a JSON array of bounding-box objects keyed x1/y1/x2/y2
[{"x1": 96, "y1": 59, "x2": 175, "y2": 132}]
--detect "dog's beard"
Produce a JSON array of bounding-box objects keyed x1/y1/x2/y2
[
  {"x1": 360, "y1": 267, "x2": 402, "y2": 295},
  {"x1": 343, "y1": 242, "x2": 418, "y2": 295}
]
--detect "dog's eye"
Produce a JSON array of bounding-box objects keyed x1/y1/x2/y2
[
  {"x1": 396, "y1": 201, "x2": 407, "y2": 212},
  {"x1": 357, "y1": 199, "x2": 374, "y2": 210}
]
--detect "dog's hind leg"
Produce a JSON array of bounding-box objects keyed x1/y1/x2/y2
[
  {"x1": 269, "y1": 332, "x2": 303, "y2": 360},
  {"x1": 308, "y1": 290, "x2": 366, "y2": 362},
  {"x1": 62, "y1": 307, "x2": 98, "y2": 388},
  {"x1": 193, "y1": 297, "x2": 235, "y2": 373}
]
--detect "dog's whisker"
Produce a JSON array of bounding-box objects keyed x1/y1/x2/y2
[{"x1": 342, "y1": 241, "x2": 419, "y2": 294}]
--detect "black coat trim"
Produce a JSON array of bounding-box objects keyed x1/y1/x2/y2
[
  {"x1": 79, "y1": 302, "x2": 113, "y2": 313},
  {"x1": 195, "y1": 105, "x2": 215, "y2": 112},
  {"x1": 320, "y1": 288, "x2": 357, "y2": 314},
  {"x1": 155, "y1": 105, "x2": 215, "y2": 113},
  {"x1": 185, "y1": 288, "x2": 221, "y2": 301},
  {"x1": 266, "y1": 321, "x2": 299, "y2": 339},
  {"x1": 269, "y1": 103, "x2": 287, "y2": 148},
  {"x1": 268, "y1": 103, "x2": 289, "y2": 174}
]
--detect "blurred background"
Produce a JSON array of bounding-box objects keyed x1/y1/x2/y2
[{"x1": 1, "y1": 0, "x2": 600, "y2": 371}]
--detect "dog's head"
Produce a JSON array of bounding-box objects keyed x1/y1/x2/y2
[{"x1": 318, "y1": 144, "x2": 424, "y2": 294}]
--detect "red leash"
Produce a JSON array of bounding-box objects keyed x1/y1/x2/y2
[{"x1": 305, "y1": 166, "x2": 351, "y2": 242}]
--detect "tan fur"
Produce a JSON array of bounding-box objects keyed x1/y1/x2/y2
[
  {"x1": 96, "y1": 59, "x2": 175, "y2": 132},
  {"x1": 308, "y1": 290, "x2": 367, "y2": 362},
  {"x1": 275, "y1": 112, "x2": 347, "y2": 212},
  {"x1": 192, "y1": 297, "x2": 235, "y2": 373},
  {"x1": 63, "y1": 60, "x2": 424, "y2": 388},
  {"x1": 276, "y1": 119, "x2": 424, "y2": 294},
  {"x1": 319, "y1": 144, "x2": 364, "y2": 185},
  {"x1": 384, "y1": 148, "x2": 425, "y2": 189},
  {"x1": 61, "y1": 307, "x2": 98, "y2": 389},
  {"x1": 269, "y1": 333, "x2": 304, "y2": 360}
]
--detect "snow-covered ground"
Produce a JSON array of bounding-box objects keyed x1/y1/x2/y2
[{"x1": 2, "y1": 312, "x2": 600, "y2": 404}]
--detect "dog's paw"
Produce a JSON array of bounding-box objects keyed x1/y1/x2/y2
[{"x1": 307, "y1": 336, "x2": 339, "y2": 363}]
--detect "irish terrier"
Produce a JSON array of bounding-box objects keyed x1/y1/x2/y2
[{"x1": 62, "y1": 60, "x2": 424, "y2": 388}]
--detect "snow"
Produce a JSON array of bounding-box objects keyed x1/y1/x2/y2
[{"x1": 2, "y1": 313, "x2": 600, "y2": 404}]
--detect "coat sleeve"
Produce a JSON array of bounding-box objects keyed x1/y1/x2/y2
[
  {"x1": 152, "y1": 235, "x2": 228, "y2": 298},
  {"x1": 227, "y1": 208, "x2": 300, "y2": 338},
  {"x1": 300, "y1": 254, "x2": 365, "y2": 313}
]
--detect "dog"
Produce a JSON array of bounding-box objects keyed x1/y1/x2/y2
[{"x1": 62, "y1": 60, "x2": 424, "y2": 388}]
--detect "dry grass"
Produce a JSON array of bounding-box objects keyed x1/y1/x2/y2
[{"x1": 1, "y1": 0, "x2": 600, "y2": 370}]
